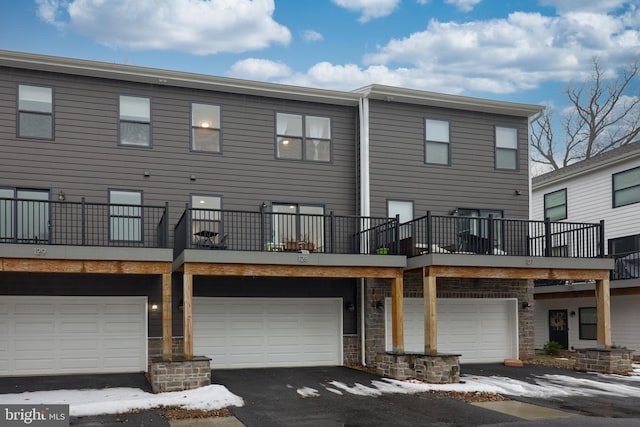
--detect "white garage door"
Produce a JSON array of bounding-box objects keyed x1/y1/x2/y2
[
  {"x1": 194, "y1": 297, "x2": 343, "y2": 369},
  {"x1": 385, "y1": 298, "x2": 518, "y2": 363},
  {"x1": 0, "y1": 296, "x2": 147, "y2": 376}
]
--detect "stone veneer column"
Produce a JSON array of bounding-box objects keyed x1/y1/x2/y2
[
  {"x1": 574, "y1": 348, "x2": 633, "y2": 375},
  {"x1": 148, "y1": 356, "x2": 211, "y2": 393}
]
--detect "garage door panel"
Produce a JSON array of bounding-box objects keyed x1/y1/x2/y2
[
  {"x1": 1, "y1": 296, "x2": 147, "y2": 376},
  {"x1": 61, "y1": 304, "x2": 99, "y2": 315},
  {"x1": 15, "y1": 321, "x2": 55, "y2": 334},
  {"x1": 14, "y1": 303, "x2": 55, "y2": 315},
  {"x1": 386, "y1": 298, "x2": 517, "y2": 363},
  {"x1": 60, "y1": 321, "x2": 100, "y2": 333},
  {"x1": 194, "y1": 297, "x2": 341, "y2": 369}
]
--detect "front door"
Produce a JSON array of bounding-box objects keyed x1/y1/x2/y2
[{"x1": 548, "y1": 309, "x2": 569, "y2": 349}]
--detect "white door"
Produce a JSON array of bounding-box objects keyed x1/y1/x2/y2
[
  {"x1": 0, "y1": 296, "x2": 147, "y2": 376},
  {"x1": 193, "y1": 297, "x2": 342, "y2": 369},
  {"x1": 385, "y1": 298, "x2": 518, "y2": 363}
]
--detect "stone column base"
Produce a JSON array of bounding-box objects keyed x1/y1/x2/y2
[
  {"x1": 574, "y1": 348, "x2": 633, "y2": 375},
  {"x1": 376, "y1": 352, "x2": 460, "y2": 383},
  {"x1": 148, "y1": 356, "x2": 211, "y2": 393}
]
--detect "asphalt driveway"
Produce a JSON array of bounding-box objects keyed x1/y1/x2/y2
[
  {"x1": 3, "y1": 364, "x2": 640, "y2": 426},
  {"x1": 213, "y1": 366, "x2": 520, "y2": 426},
  {"x1": 464, "y1": 363, "x2": 640, "y2": 419}
]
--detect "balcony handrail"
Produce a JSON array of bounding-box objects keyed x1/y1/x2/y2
[
  {"x1": 0, "y1": 197, "x2": 168, "y2": 248},
  {"x1": 391, "y1": 211, "x2": 604, "y2": 259},
  {"x1": 175, "y1": 207, "x2": 396, "y2": 255}
]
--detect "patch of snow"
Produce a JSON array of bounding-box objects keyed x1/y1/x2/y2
[
  {"x1": 0, "y1": 385, "x2": 243, "y2": 417},
  {"x1": 327, "y1": 381, "x2": 382, "y2": 397},
  {"x1": 296, "y1": 387, "x2": 319, "y2": 398},
  {"x1": 324, "y1": 387, "x2": 343, "y2": 395}
]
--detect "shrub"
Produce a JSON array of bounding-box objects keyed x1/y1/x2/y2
[{"x1": 544, "y1": 340, "x2": 562, "y2": 355}]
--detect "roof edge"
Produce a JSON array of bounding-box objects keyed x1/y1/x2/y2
[
  {"x1": 354, "y1": 83, "x2": 544, "y2": 118},
  {"x1": 0, "y1": 50, "x2": 361, "y2": 106}
]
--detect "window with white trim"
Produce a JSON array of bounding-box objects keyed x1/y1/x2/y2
[
  {"x1": 544, "y1": 188, "x2": 567, "y2": 221},
  {"x1": 425, "y1": 119, "x2": 449, "y2": 165},
  {"x1": 191, "y1": 103, "x2": 221, "y2": 152},
  {"x1": 613, "y1": 166, "x2": 640, "y2": 208},
  {"x1": 109, "y1": 190, "x2": 142, "y2": 241},
  {"x1": 18, "y1": 84, "x2": 53, "y2": 139},
  {"x1": 579, "y1": 307, "x2": 597, "y2": 340},
  {"x1": 276, "y1": 113, "x2": 331, "y2": 162},
  {"x1": 119, "y1": 96, "x2": 150, "y2": 146},
  {"x1": 495, "y1": 126, "x2": 518, "y2": 170}
]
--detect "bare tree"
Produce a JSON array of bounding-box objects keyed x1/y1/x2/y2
[{"x1": 531, "y1": 57, "x2": 640, "y2": 172}]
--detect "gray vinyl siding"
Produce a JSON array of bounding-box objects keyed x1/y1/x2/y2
[
  {"x1": 0, "y1": 67, "x2": 358, "y2": 245},
  {"x1": 367, "y1": 99, "x2": 530, "y2": 219}
]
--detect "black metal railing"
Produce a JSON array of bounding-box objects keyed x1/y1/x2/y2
[
  {"x1": 612, "y1": 250, "x2": 640, "y2": 280},
  {"x1": 173, "y1": 206, "x2": 397, "y2": 256},
  {"x1": 0, "y1": 197, "x2": 168, "y2": 248},
  {"x1": 393, "y1": 211, "x2": 604, "y2": 258}
]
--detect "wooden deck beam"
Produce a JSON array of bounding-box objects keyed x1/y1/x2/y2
[
  {"x1": 183, "y1": 272, "x2": 194, "y2": 359},
  {"x1": 0, "y1": 258, "x2": 171, "y2": 275},
  {"x1": 595, "y1": 278, "x2": 612, "y2": 350},
  {"x1": 423, "y1": 269, "x2": 437, "y2": 355},
  {"x1": 162, "y1": 272, "x2": 172, "y2": 360},
  {"x1": 183, "y1": 262, "x2": 403, "y2": 279},
  {"x1": 423, "y1": 266, "x2": 609, "y2": 281},
  {"x1": 391, "y1": 276, "x2": 404, "y2": 353}
]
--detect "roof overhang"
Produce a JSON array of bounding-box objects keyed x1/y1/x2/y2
[
  {"x1": 0, "y1": 50, "x2": 361, "y2": 106},
  {"x1": 354, "y1": 84, "x2": 544, "y2": 118}
]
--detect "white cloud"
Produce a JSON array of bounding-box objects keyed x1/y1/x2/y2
[
  {"x1": 445, "y1": 0, "x2": 481, "y2": 13},
  {"x1": 302, "y1": 29, "x2": 323, "y2": 42},
  {"x1": 36, "y1": 0, "x2": 291, "y2": 55},
  {"x1": 538, "y1": 0, "x2": 630, "y2": 14},
  {"x1": 352, "y1": 11, "x2": 640, "y2": 93},
  {"x1": 331, "y1": 0, "x2": 400, "y2": 22},
  {"x1": 228, "y1": 58, "x2": 292, "y2": 80}
]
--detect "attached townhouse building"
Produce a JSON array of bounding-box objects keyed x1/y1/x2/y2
[
  {"x1": 532, "y1": 142, "x2": 640, "y2": 354},
  {"x1": 0, "y1": 50, "x2": 618, "y2": 388}
]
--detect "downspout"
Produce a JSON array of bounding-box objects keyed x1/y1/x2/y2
[
  {"x1": 527, "y1": 109, "x2": 544, "y2": 220},
  {"x1": 359, "y1": 95, "x2": 371, "y2": 365}
]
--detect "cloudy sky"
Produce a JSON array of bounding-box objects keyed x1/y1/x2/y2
[{"x1": 1, "y1": 0, "x2": 638, "y2": 108}]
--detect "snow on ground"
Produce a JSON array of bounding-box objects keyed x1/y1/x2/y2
[
  {"x1": 0, "y1": 385, "x2": 243, "y2": 417},
  {"x1": 1, "y1": 364, "x2": 638, "y2": 417}
]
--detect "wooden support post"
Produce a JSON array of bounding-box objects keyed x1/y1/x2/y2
[
  {"x1": 162, "y1": 272, "x2": 172, "y2": 360},
  {"x1": 183, "y1": 272, "x2": 194, "y2": 359},
  {"x1": 391, "y1": 275, "x2": 404, "y2": 353},
  {"x1": 423, "y1": 270, "x2": 437, "y2": 355},
  {"x1": 595, "y1": 278, "x2": 612, "y2": 350}
]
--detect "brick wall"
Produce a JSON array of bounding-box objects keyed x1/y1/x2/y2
[{"x1": 148, "y1": 337, "x2": 185, "y2": 365}]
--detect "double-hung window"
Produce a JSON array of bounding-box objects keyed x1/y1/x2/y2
[
  {"x1": 579, "y1": 307, "x2": 597, "y2": 340},
  {"x1": 109, "y1": 190, "x2": 142, "y2": 242},
  {"x1": 544, "y1": 188, "x2": 567, "y2": 221},
  {"x1": 276, "y1": 113, "x2": 331, "y2": 162},
  {"x1": 119, "y1": 96, "x2": 150, "y2": 146},
  {"x1": 191, "y1": 103, "x2": 221, "y2": 153},
  {"x1": 613, "y1": 166, "x2": 640, "y2": 208},
  {"x1": 425, "y1": 119, "x2": 450, "y2": 165},
  {"x1": 495, "y1": 126, "x2": 518, "y2": 170},
  {"x1": 18, "y1": 84, "x2": 53, "y2": 139}
]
